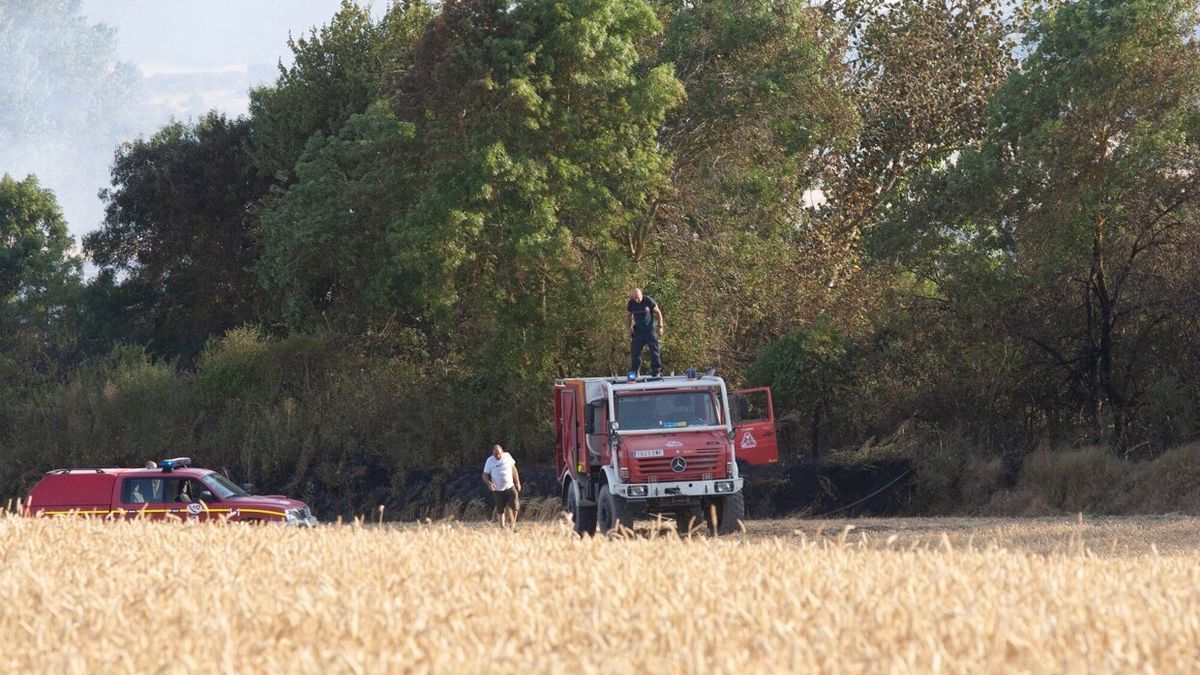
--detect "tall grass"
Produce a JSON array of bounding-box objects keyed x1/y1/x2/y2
[
  {"x1": 967, "y1": 444, "x2": 1200, "y2": 515},
  {"x1": 0, "y1": 329, "x2": 555, "y2": 518},
  {"x1": 1, "y1": 515, "x2": 1198, "y2": 673}
]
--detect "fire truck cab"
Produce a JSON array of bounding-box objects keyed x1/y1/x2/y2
[{"x1": 555, "y1": 374, "x2": 776, "y2": 535}]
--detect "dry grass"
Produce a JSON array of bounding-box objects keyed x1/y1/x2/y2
[{"x1": 3, "y1": 513, "x2": 1200, "y2": 674}]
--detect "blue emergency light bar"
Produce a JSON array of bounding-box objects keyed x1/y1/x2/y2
[{"x1": 159, "y1": 457, "x2": 192, "y2": 472}]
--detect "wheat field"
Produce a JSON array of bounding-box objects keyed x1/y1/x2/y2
[{"x1": 2, "y1": 514, "x2": 1199, "y2": 674}]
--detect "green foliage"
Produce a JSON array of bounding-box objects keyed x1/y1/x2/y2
[
  {"x1": 896, "y1": 0, "x2": 1200, "y2": 452},
  {"x1": 838, "y1": 0, "x2": 1014, "y2": 252},
  {"x1": 748, "y1": 318, "x2": 849, "y2": 415},
  {"x1": 257, "y1": 101, "x2": 417, "y2": 330},
  {"x1": 258, "y1": 0, "x2": 687, "y2": 417},
  {"x1": 0, "y1": 330, "x2": 552, "y2": 516},
  {"x1": 247, "y1": 1, "x2": 433, "y2": 179},
  {"x1": 0, "y1": 174, "x2": 76, "y2": 308},
  {"x1": 746, "y1": 317, "x2": 862, "y2": 455},
  {"x1": 646, "y1": 0, "x2": 861, "y2": 375},
  {"x1": 0, "y1": 174, "x2": 81, "y2": 394},
  {"x1": 85, "y1": 113, "x2": 271, "y2": 363}
]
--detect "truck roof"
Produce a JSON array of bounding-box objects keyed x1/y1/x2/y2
[
  {"x1": 43, "y1": 467, "x2": 212, "y2": 478},
  {"x1": 558, "y1": 374, "x2": 725, "y2": 385},
  {"x1": 559, "y1": 374, "x2": 727, "y2": 403}
]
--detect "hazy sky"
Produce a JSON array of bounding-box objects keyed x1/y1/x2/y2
[
  {"x1": 79, "y1": 1, "x2": 377, "y2": 117},
  {"x1": 27, "y1": 1, "x2": 382, "y2": 241}
]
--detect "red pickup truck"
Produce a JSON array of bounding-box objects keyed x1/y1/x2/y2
[{"x1": 23, "y1": 458, "x2": 317, "y2": 525}]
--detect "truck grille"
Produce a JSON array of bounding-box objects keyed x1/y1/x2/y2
[{"x1": 634, "y1": 452, "x2": 723, "y2": 480}]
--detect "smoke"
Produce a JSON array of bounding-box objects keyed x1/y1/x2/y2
[{"x1": 0, "y1": 0, "x2": 151, "y2": 245}]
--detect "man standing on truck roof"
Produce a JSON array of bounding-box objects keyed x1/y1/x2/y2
[
  {"x1": 483, "y1": 444, "x2": 521, "y2": 528},
  {"x1": 628, "y1": 287, "x2": 664, "y2": 377}
]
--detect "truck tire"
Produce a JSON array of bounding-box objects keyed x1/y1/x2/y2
[
  {"x1": 672, "y1": 508, "x2": 700, "y2": 536},
  {"x1": 718, "y1": 492, "x2": 746, "y2": 535},
  {"x1": 597, "y1": 485, "x2": 634, "y2": 533},
  {"x1": 566, "y1": 481, "x2": 596, "y2": 536},
  {"x1": 705, "y1": 501, "x2": 719, "y2": 536}
]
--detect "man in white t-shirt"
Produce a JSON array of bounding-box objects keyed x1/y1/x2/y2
[{"x1": 483, "y1": 444, "x2": 521, "y2": 527}]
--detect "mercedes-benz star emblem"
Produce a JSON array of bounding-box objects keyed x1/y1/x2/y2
[{"x1": 671, "y1": 457, "x2": 687, "y2": 472}]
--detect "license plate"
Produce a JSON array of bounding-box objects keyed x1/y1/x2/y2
[{"x1": 633, "y1": 449, "x2": 664, "y2": 458}]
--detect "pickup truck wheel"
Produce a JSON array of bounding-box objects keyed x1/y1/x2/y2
[
  {"x1": 718, "y1": 492, "x2": 746, "y2": 535},
  {"x1": 597, "y1": 485, "x2": 634, "y2": 533},
  {"x1": 567, "y1": 482, "x2": 596, "y2": 536}
]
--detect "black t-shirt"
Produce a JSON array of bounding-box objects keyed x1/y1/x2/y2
[{"x1": 628, "y1": 296, "x2": 658, "y2": 332}]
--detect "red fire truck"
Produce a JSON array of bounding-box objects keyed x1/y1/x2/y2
[{"x1": 555, "y1": 374, "x2": 776, "y2": 535}]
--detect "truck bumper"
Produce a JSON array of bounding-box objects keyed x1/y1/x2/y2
[{"x1": 614, "y1": 478, "x2": 742, "y2": 500}]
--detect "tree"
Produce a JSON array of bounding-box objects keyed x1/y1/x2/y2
[
  {"x1": 256, "y1": 101, "x2": 418, "y2": 331},
  {"x1": 0, "y1": 174, "x2": 81, "y2": 391},
  {"x1": 252, "y1": 1, "x2": 437, "y2": 332},
  {"x1": 256, "y1": 0, "x2": 684, "y2": 452},
  {"x1": 905, "y1": 0, "x2": 1200, "y2": 452},
  {"x1": 747, "y1": 317, "x2": 859, "y2": 457},
  {"x1": 648, "y1": 0, "x2": 861, "y2": 372},
  {"x1": 85, "y1": 113, "x2": 271, "y2": 363},
  {"x1": 249, "y1": 1, "x2": 435, "y2": 180},
  {"x1": 834, "y1": 0, "x2": 1014, "y2": 269}
]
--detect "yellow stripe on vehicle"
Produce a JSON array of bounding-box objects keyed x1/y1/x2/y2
[
  {"x1": 235, "y1": 508, "x2": 286, "y2": 518},
  {"x1": 39, "y1": 507, "x2": 284, "y2": 518}
]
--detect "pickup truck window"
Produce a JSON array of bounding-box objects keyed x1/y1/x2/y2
[
  {"x1": 617, "y1": 391, "x2": 720, "y2": 430},
  {"x1": 123, "y1": 478, "x2": 165, "y2": 503},
  {"x1": 122, "y1": 478, "x2": 198, "y2": 504},
  {"x1": 200, "y1": 473, "x2": 249, "y2": 500}
]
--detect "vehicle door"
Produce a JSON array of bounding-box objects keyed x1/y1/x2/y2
[
  {"x1": 117, "y1": 476, "x2": 177, "y2": 520},
  {"x1": 731, "y1": 387, "x2": 779, "y2": 466},
  {"x1": 560, "y1": 387, "x2": 579, "y2": 475},
  {"x1": 189, "y1": 478, "x2": 228, "y2": 522}
]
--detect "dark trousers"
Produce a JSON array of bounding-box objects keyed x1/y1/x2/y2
[{"x1": 630, "y1": 331, "x2": 662, "y2": 376}]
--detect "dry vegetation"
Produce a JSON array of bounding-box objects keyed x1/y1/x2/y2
[{"x1": 2, "y1": 514, "x2": 1200, "y2": 674}]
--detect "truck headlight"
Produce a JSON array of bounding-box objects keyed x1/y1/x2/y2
[
  {"x1": 627, "y1": 485, "x2": 648, "y2": 497},
  {"x1": 714, "y1": 481, "x2": 735, "y2": 493},
  {"x1": 285, "y1": 508, "x2": 315, "y2": 526}
]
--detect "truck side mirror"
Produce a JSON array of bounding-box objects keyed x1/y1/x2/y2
[
  {"x1": 585, "y1": 404, "x2": 596, "y2": 434},
  {"x1": 241, "y1": 483, "x2": 254, "y2": 494}
]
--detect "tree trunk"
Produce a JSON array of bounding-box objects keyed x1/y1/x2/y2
[
  {"x1": 1090, "y1": 219, "x2": 1126, "y2": 455},
  {"x1": 810, "y1": 404, "x2": 823, "y2": 460}
]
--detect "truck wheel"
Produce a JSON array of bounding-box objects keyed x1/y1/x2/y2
[
  {"x1": 597, "y1": 485, "x2": 634, "y2": 533},
  {"x1": 672, "y1": 509, "x2": 700, "y2": 536},
  {"x1": 718, "y1": 492, "x2": 746, "y2": 535},
  {"x1": 705, "y1": 501, "x2": 719, "y2": 536},
  {"x1": 566, "y1": 482, "x2": 596, "y2": 536}
]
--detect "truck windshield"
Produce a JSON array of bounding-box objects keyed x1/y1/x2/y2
[
  {"x1": 201, "y1": 473, "x2": 250, "y2": 500},
  {"x1": 616, "y1": 391, "x2": 721, "y2": 431}
]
